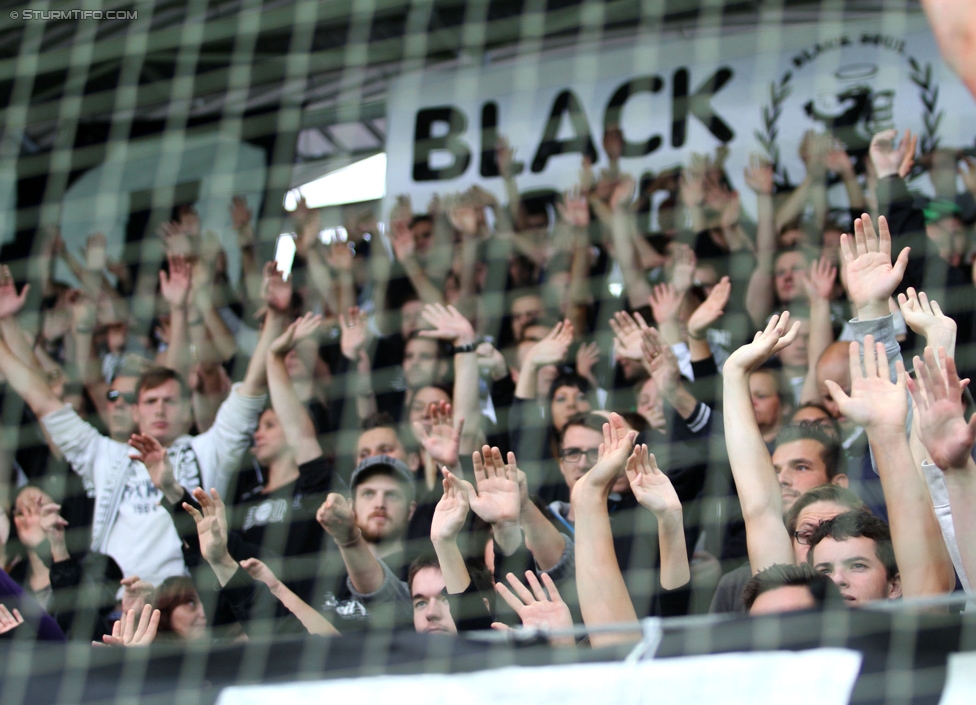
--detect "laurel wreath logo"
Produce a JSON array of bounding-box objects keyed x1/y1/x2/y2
[{"x1": 756, "y1": 55, "x2": 941, "y2": 188}]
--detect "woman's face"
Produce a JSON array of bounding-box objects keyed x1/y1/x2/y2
[
  {"x1": 169, "y1": 594, "x2": 207, "y2": 640},
  {"x1": 550, "y1": 385, "x2": 590, "y2": 432},
  {"x1": 408, "y1": 386, "x2": 451, "y2": 435},
  {"x1": 637, "y1": 378, "x2": 666, "y2": 432}
]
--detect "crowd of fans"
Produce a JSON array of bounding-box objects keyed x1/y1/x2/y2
[{"x1": 0, "y1": 113, "x2": 975, "y2": 652}]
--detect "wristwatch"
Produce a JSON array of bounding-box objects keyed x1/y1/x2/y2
[{"x1": 451, "y1": 342, "x2": 477, "y2": 354}]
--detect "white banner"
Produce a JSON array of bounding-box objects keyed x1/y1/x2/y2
[
  {"x1": 385, "y1": 15, "x2": 974, "y2": 215},
  {"x1": 217, "y1": 648, "x2": 863, "y2": 705}
]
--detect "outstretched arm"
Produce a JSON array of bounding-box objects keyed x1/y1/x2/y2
[
  {"x1": 316, "y1": 493, "x2": 385, "y2": 595},
  {"x1": 267, "y1": 313, "x2": 325, "y2": 464},
  {"x1": 240, "y1": 557, "x2": 339, "y2": 636},
  {"x1": 908, "y1": 348, "x2": 976, "y2": 591},
  {"x1": 625, "y1": 445, "x2": 690, "y2": 590},
  {"x1": 570, "y1": 413, "x2": 640, "y2": 647},
  {"x1": 826, "y1": 339, "x2": 954, "y2": 598},
  {"x1": 722, "y1": 313, "x2": 801, "y2": 574},
  {"x1": 430, "y1": 469, "x2": 472, "y2": 594},
  {"x1": 237, "y1": 263, "x2": 291, "y2": 398}
]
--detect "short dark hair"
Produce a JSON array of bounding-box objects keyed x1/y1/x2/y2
[
  {"x1": 775, "y1": 423, "x2": 842, "y2": 480},
  {"x1": 546, "y1": 372, "x2": 592, "y2": 408},
  {"x1": 785, "y1": 485, "x2": 867, "y2": 536},
  {"x1": 558, "y1": 411, "x2": 607, "y2": 448},
  {"x1": 807, "y1": 511, "x2": 898, "y2": 581},
  {"x1": 742, "y1": 563, "x2": 842, "y2": 611},
  {"x1": 136, "y1": 366, "x2": 190, "y2": 401},
  {"x1": 791, "y1": 402, "x2": 842, "y2": 439},
  {"x1": 408, "y1": 553, "x2": 441, "y2": 595}
]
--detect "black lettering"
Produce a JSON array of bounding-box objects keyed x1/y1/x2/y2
[
  {"x1": 671, "y1": 67, "x2": 735, "y2": 147},
  {"x1": 480, "y1": 102, "x2": 524, "y2": 178},
  {"x1": 604, "y1": 76, "x2": 665, "y2": 158},
  {"x1": 412, "y1": 107, "x2": 471, "y2": 181},
  {"x1": 531, "y1": 90, "x2": 597, "y2": 173}
]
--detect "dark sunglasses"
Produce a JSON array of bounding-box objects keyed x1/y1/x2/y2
[{"x1": 106, "y1": 389, "x2": 137, "y2": 404}]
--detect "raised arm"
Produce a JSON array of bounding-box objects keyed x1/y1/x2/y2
[
  {"x1": 908, "y1": 348, "x2": 976, "y2": 590},
  {"x1": 158, "y1": 254, "x2": 192, "y2": 383},
  {"x1": 723, "y1": 313, "x2": 801, "y2": 574},
  {"x1": 743, "y1": 156, "x2": 777, "y2": 328},
  {"x1": 430, "y1": 469, "x2": 472, "y2": 594},
  {"x1": 239, "y1": 557, "x2": 339, "y2": 636},
  {"x1": 514, "y1": 320, "x2": 574, "y2": 400},
  {"x1": 625, "y1": 444, "x2": 690, "y2": 590},
  {"x1": 842, "y1": 213, "x2": 910, "y2": 322},
  {"x1": 316, "y1": 493, "x2": 385, "y2": 595},
  {"x1": 266, "y1": 313, "x2": 325, "y2": 464},
  {"x1": 237, "y1": 263, "x2": 291, "y2": 398},
  {"x1": 465, "y1": 446, "x2": 522, "y2": 558},
  {"x1": 570, "y1": 413, "x2": 640, "y2": 647},
  {"x1": 418, "y1": 304, "x2": 481, "y2": 455},
  {"x1": 798, "y1": 258, "x2": 837, "y2": 403},
  {"x1": 0, "y1": 327, "x2": 64, "y2": 419},
  {"x1": 825, "y1": 339, "x2": 955, "y2": 598}
]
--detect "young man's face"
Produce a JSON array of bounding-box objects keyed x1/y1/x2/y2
[
  {"x1": 774, "y1": 251, "x2": 807, "y2": 302},
  {"x1": 402, "y1": 338, "x2": 441, "y2": 390},
  {"x1": 810, "y1": 535, "x2": 901, "y2": 606},
  {"x1": 411, "y1": 566, "x2": 457, "y2": 635},
  {"x1": 356, "y1": 427, "x2": 406, "y2": 462},
  {"x1": 558, "y1": 425, "x2": 603, "y2": 493},
  {"x1": 749, "y1": 371, "x2": 783, "y2": 433},
  {"x1": 510, "y1": 295, "x2": 543, "y2": 342},
  {"x1": 772, "y1": 439, "x2": 843, "y2": 513},
  {"x1": 133, "y1": 379, "x2": 191, "y2": 448},
  {"x1": 106, "y1": 374, "x2": 139, "y2": 441},
  {"x1": 352, "y1": 474, "x2": 414, "y2": 544}
]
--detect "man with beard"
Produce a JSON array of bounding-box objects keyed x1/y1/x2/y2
[{"x1": 314, "y1": 455, "x2": 417, "y2": 630}]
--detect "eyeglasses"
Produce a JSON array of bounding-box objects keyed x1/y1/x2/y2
[
  {"x1": 559, "y1": 447, "x2": 600, "y2": 465},
  {"x1": 106, "y1": 389, "x2": 137, "y2": 404},
  {"x1": 793, "y1": 530, "x2": 815, "y2": 545}
]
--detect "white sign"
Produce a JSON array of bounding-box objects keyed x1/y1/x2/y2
[{"x1": 385, "y1": 15, "x2": 974, "y2": 215}]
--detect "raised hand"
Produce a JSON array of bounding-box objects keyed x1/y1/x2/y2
[
  {"x1": 492, "y1": 571, "x2": 574, "y2": 644},
  {"x1": 648, "y1": 283, "x2": 683, "y2": 326},
  {"x1": 38, "y1": 501, "x2": 69, "y2": 558},
  {"x1": 869, "y1": 128, "x2": 916, "y2": 179},
  {"x1": 418, "y1": 303, "x2": 476, "y2": 346},
  {"x1": 100, "y1": 604, "x2": 160, "y2": 647},
  {"x1": 84, "y1": 233, "x2": 108, "y2": 272},
  {"x1": 897, "y1": 287, "x2": 956, "y2": 349},
  {"x1": 841, "y1": 214, "x2": 910, "y2": 320},
  {"x1": 414, "y1": 401, "x2": 464, "y2": 469},
  {"x1": 0, "y1": 265, "x2": 29, "y2": 319},
  {"x1": 496, "y1": 136, "x2": 516, "y2": 178},
  {"x1": 670, "y1": 245, "x2": 697, "y2": 295},
  {"x1": 120, "y1": 575, "x2": 155, "y2": 615},
  {"x1": 725, "y1": 312, "x2": 800, "y2": 375},
  {"x1": 184, "y1": 488, "x2": 231, "y2": 566},
  {"x1": 908, "y1": 347, "x2": 976, "y2": 471},
  {"x1": 743, "y1": 154, "x2": 774, "y2": 195},
  {"x1": 316, "y1": 493, "x2": 358, "y2": 545},
  {"x1": 687, "y1": 276, "x2": 730, "y2": 340},
  {"x1": 558, "y1": 189, "x2": 590, "y2": 228},
  {"x1": 0, "y1": 604, "x2": 24, "y2": 635},
  {"x1": 327, "y1": 241, "x2": 354, "y2": 272},
  {"x1": 240, "y1": 557, "x2": 283, "y2": 593},
  {"x1": 270, "y1": 311, "x2": 323, "y2": 357},
  {"x1": 67, "y1": 289, "x2": 96, "y2": 332},
  {"x1": 640, "y1": 327, "x2": 681, "y2": 399},
  {"x1": 824, "y1": 335, "x2": 908, "y2": 432},
  {"x1": 338, "y1": 306, "x2": 368, "y2": 361},
  {"x1": 390, "y1": 220, "x2": 416, "y2": 262},
  {"x1": 129, "y1": 434, "x2": 181, "y2": 502},
  {"x1": 625, "y1": 444, "x2": 681, "y2": 517},
  {"x1": 802, "y1": 257, "x2": 837, "y2": 302},
  {"x1": 680, "y1": 154, "x2": 707, "y2": 207},
  {"x1": 262, "y1": 261, "x2": 293, "y2": 312},
  {"x1": 609, "y1": 175, "x2": 635, "y2": 211},
  {"x1": 575, "y1": 341, "x2": 601, "y2": 383},
  {"x1": 608, "y1": 310, "x2": 650, "y2": 361},
  {"x1": 574, "y1": 413, "x2": 638, "y2": 495},
  {"x1": 526, "y1": 319, "x2": 574, "y2": 367},
  {"x1": 468, "y1": 446, "x2": 521, "y2": 526},
  {"x1": 159, "y1": 254, "x2": 192, "y2": 308},
  {"x1": 430, "y1": 469, "x2": 470, "y2": 543}
]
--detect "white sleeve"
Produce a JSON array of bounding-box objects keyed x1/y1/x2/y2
[
  {"x1": 921, "y1": 461, "x2": 973, "y2": 596},
  {"x1": 192, "y1": 383, "x2": 266, "y2": 497},
  {"x1": 40, "y1": 404, "x2": 124, "y2": 488}
]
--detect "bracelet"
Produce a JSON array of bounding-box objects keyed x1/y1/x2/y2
[
  {"x1": 451, "y1": 342, "x2": 477, "y2": 354},
  {"x1": 74, "y1": 327, "x2": 93, "y2": 334},
  {"x1": 334, "y1": 528, "x2": 362, "y2": 548},
  {"x1": 187, "y1": 318, "x2": 204, "y2": 327}
]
